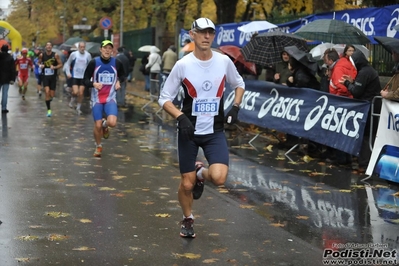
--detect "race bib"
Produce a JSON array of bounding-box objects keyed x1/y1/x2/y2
[
  {"x1": 98, "y1": 73, "x2": 114, "y2": 85},
  {"x1": 44, "y1": 68, "x2": 54, "y2": 76},
  {"x1": 20, "y1": 63, "x2": 28, "y2": 69},
  {"x1": 192, "y1": 97, "x2": 220, "y2": 116},
  {"x1": 75, "y1": 67, "x2": 84, "y2": 76}
]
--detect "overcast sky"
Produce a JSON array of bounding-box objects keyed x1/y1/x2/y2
[{"x1": 1, "y1": 0, "x2": 10, "y2": 8}]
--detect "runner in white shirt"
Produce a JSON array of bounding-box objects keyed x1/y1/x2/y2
[
  {"x1": 64, "y1": 42, "x2": 92, "y2": 115},
  {"x1": 158, "y1": 17, "x2": 245, "y2": 238}
]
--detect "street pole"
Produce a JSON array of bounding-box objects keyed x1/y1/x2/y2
[{"x1": 120, "y1": 0, "x2": 123, "y2": 46}]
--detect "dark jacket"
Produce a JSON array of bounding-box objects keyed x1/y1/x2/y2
[
  {"x1": 344, "y1": 50, "x2": 381, "y2": 101},
  {"x1": 287, "y1": 67, "x2": 320, "y2": 90},
  {"x1": 116, "y1": 53, "x2": 130, "y2": 79},
  {"x1": 0, "y1": 52, "x2": 16, "y2": 84}
]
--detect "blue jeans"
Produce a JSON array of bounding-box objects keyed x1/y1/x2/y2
[
  {"x1": 0, "y1": 83, "x2": 9, "y2": 110},
  {"x1": 144, "y1": 75, "x2": 150, "y2": 91},
  {"x1": 116, "y1": 81, "x2": 126, "y2": 106}
]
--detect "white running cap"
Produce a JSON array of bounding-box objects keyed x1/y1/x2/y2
[{"x1": 191, "y1": 18, "x2": 215, "y2": 30}]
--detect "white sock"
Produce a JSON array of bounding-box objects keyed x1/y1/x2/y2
[
  {"x1": 196, "y1": 167, "x2": 204, "y2": 181},
  {"x1": 96, "y1": 143, "x2": 102, "y2": 147},
  {"x1": 102, "y1": 120, "x2": 107, "y2": 128},
  {"x1": 183, "y1": 214, "x2": 194, "y2": 220},
  {"x1": 76, "y1": 103, "x2": 81, "y2": 110}
]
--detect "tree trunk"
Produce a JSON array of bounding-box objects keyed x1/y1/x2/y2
[
  {"x1": 175, "y1": 0, "x2": 188, "y2": 47},
  {"x1": 196, "y1": 0, "x2": 204, "y2": 19},
  {"x1": 313, "y1": 0, "x2": 334, "y2": 13},
  {"x1": 213, "y1": 0, "x2": 239, "y2": 24}
]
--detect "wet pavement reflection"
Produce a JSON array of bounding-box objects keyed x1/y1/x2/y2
[
  {"x1": 0, "y1": 78, "x2": 398, "y2": 265},
  {"x1": 132, "y1": 101, "x2": 399, "y2": 252}
]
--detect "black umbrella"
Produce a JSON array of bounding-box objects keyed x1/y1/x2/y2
[
  {"x1": 295, "y1": 19, "x2": 370, "y2": 45},
  {"x1": 241, "y1": 31, "x2": 308, "y2": 66},
  {"x1": 284, "y1": 45, "x2": 319, "y2": 75},
  {"x1": 374, "y1": 36, "x2": 399, "y2": 54}
]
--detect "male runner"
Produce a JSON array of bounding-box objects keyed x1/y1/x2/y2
[
  {"x1": 64, "y1": 41, "x2": 92, "y2": 115},
  {"x1": 15, "y1": 48, "x2": 33, "y2": 100},
  {"x1": 83, "y1": 40, "x2": 125, "y2": 157},
  {"x1": 38, "y1": 42, "x2": 63, "y2": 117}
]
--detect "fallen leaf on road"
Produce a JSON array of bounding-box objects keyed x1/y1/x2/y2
[
  {"x1": 48, "y1": 234, "x2": 69, "y2": 241},
  {"x1": 239, "y1": 204, "x2": 255, "y2": 209},
  {"x1": 16, "y1": 235, "x2": 39, "y2": 241},
  {"x1": 112, "y1": 175, "x2": 126, "y2": 180},
  {"x1": 263, "y1": 202, "x2": 273, "y2": 206},
  {"x1": 45, "y1": 212, "x2": 71, "y2": 218},
  {"x1": 141, "y1": 201, "x2": 154, "y2": 205},
  {"x1": 98, "y1": 187, "x2": 116, "y2": 191},
  {"x1": 210, "y1": 218, "x2": 226, "y2": 222},
  {"x1": 339, "y1": 189, "x2": 352, "y2": 193},
  {"x1": 110, "y1": 193, "x2": 125, "y2": 197},
  {"x1": 83, "y1": 183, "x2": 96, "y2": 187},
  {"x1": 72, "y1": 246, "x2": 96, "y2": 251},
  {"x1": 212, "y1": 248, "x2": 227, "y2": 254},
  {"x1": 173, "y1": 253, "x2": 201, "y2": 259},
  {"x1": 270, "y1": 223, "x2": 285, "y2": 227},
  {"x1": 79, "y1": 219, "x2": 92, "y2": 223},
  {"x1": 155, "y1": 213, "x2": 171, "y2": 218},
  {"x1": 203, "y1": 258, "x2": 219, "y2": 263},
  {"x1": 264, "y1": 145, "x2": 273, "y2": 152}
]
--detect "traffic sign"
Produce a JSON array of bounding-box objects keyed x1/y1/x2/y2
[{"x1": 99, "y1": 17, "x2": 113, "y2": 30}]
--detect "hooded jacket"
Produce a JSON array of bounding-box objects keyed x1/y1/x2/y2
[
  {"x1": 343, "y1": 50, "x2": 380, "y2": 101},
  {"x1": 0, "y1": 51, "x2": 16, "y2": 84},
  {"x1": 146, "y1": 46, "x2": 162, "y2": 73}
]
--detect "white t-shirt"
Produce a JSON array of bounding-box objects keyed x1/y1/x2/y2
[{"x1": 159, "y1": 51, "x2": 245, "y2": 135}]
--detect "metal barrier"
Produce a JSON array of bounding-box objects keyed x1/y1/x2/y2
[
  {"x1": 141, "y1": 73, "x2": 168, "y2": 120},
  {"x1": 369, "y1": 96, "x2": 382, "y2": 151}
]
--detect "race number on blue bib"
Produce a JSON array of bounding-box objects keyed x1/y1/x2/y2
[
  {"x1": 192, "y1": 97, "x2": 220, "y2": 116},
  {"x1": 98, "y1": 73, "x2": 114, "y2": 85},
  {"x1": 44, "y1": 68, "x2": 54, "y2": 76}
]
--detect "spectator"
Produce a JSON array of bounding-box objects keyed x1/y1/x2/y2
[
  {"x1": 327, "y1": 45, "x2": 357, "y2": 98},
  {"x1": 324, "y1": 48, "x2": 356, "y2": 164},
  {"x1": 116, "y1": 47, "x2": 130, "y2": 107},
  {"x1": 179, "y1": 39, "x2": 191, "y2": 59},
  {"x1": 340, "y1": 49, "x2": 381, "y2": 172},
  {"x1": 273, "y1": 51, "x2": 291, "y2": 85},
  {"x1": 140, "y1": 54, "x2": 150, "y2": 91},
  {"x1": 286, "y1": 56, "x2": 320, "y2": 90},
  {"x1": 162, "y1": 45, "x2": 177, "y2": 75},
  {"x1": 145, "y1": 46, "x2": 162, "y2": 95},
  {"x1": 381, "y1": 50, "x2": 399, "y2": 100},
  {"x1": 127, "y1": 50, "x2": 136, "y2": 82},
  {"x1": 0, "y1": 44, "x2": 16, "y2": 113}
]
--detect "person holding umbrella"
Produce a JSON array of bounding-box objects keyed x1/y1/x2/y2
[
  {"x1": 283, "y1": 46, "x2": 320, "y2": 90},
  {"x1": 158, "y1": 17, "x2": 245, "y2": 238}
]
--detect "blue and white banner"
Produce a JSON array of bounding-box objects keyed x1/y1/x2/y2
[
  {"x1": 366, "y1": 99, "x2": 399, "y2": 183},
  {"x1": 223, "y1": 80, "x2": 370, "y2": 156},
  {"x1": 180, "y1": 4, "x2": 399, "y2": 48}
]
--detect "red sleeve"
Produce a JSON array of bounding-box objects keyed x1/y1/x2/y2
[{"x1": 330, "y1": 60, "x2": 353, "y2": 98}]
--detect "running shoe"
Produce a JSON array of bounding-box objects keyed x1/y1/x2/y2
[
  {"x1": 38, "y1": 92, "x2": 42, "y2": 97},
  {"x1": 47, "y1": 110, "x2": 52, "y2": 117},
  {"x1": 102, "y1": 119, "x2": 110, "y2": 139},
  {"x1": 22, "y1": 95, "x2": 25, "y2": 100},
  {"x1": 93, "y1": 146, "x2": 102, "y2": 157},
  {"x1": 192, "y1": 161, "x2": 205, "y2": 200},
  {"x1": 180, "y1": 218, "x2": 196, "y2": 238}
]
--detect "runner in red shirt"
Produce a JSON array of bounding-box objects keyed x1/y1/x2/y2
[{"x1": 15, "y1": 48, "x2": 33, "y2": 100}]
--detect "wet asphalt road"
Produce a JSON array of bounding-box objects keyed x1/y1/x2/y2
[{"x1": 0, "y1": 76, "x2": 398, "y2": 266}]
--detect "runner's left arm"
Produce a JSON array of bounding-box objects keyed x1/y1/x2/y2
[{"x1": 53, "y1": 53, "x2": 63, "y2": 70}]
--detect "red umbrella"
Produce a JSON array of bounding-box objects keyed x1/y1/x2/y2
[{"x1": 219, "y1": 45, "x2": 257, "y2": 75}]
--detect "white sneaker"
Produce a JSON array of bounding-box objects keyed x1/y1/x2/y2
[
  {"x1": 69, "y1": 98, "x2": 75, "y2": 108},
  {"x1": 76, "y1": 109, "x2": 82, "y2": 115}
]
